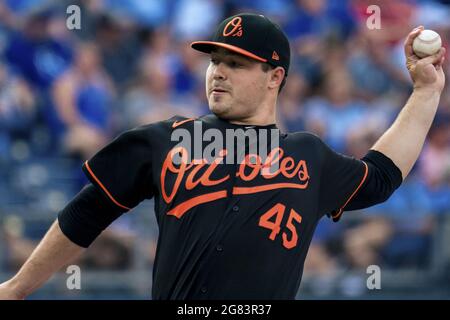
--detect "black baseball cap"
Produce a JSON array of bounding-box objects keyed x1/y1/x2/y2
[{"x1": 191, "y1": 13, "x2": 290, "y2": 76}]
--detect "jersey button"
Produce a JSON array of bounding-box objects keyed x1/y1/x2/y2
[
  {"x1": 232, "y1": 205, "x2": 239, "y2": 212},
  {"x1": 201, "y1": 287, "x2": 208, "y2": 294},
  {"x1": 216, "y1": 245, "x2": 223, "y2": 252}
]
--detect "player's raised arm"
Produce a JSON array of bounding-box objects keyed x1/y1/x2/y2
[
  {"x1": 370, "y1": 26, "x2": 446, "y2": 179},
  {"x1": 0, "y1": 220, "x2": 85, "y2": 300}
]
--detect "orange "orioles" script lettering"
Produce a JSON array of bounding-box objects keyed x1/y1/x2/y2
[{"x1": 161, "y1": 147, "x2": 309, "y2": 218}]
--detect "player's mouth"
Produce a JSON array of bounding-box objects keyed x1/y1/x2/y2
[{"x1": 211, "y1": 87, "x2": 229, "y2": 95}]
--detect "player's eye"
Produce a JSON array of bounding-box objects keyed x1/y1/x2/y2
[
  {"x1": 228, "y1": 60, "x2": 242, "y2": 68},
  {"x1": 210, "y1": 58, "x2": 219, "y2": 65}
]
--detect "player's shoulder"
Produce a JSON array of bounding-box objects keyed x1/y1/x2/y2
[
  {"x1": 283, "y1": 131, "x2": 332, "y2": 158},
  {"x1": 122, "y1": 115, "x2": 193, "y2": 135},
  {"x1": 285, "y1": 131, "x2": 326, "y2": 147},
  {"x1": 168, "y1": 114, "x2": 219, "y2": 127},
  {"x1": 166, "y1": 115, "x2": 198, "y2": 130},
  {"x1": 115, "y1": 115, "x2": 206, "y2": 143}
]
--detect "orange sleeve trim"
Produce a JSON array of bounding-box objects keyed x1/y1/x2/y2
[
  {"x1": 332, "y1": 161, "x2": 369, "y2": 220},
  {"x1": 84, "y1": 161, "x2": 131, "y2": 211}
]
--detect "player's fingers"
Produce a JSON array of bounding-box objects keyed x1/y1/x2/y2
[
  {"x1": 418, "y1": 47, "x2": 446, "y2": 66},
  {"x1": 436, "y1": 53, "x2": 446, "y2": 69},
  {"x1": 404, "y1": 26, "x2": 424, "y2": 57}
]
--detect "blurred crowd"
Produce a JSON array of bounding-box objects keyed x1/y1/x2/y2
[{"x1": 1, "y1": 0, "x2": 450, "y2": 297}]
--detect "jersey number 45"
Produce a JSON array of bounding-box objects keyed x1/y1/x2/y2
[{"x1": 258, "y1": 203, "x2": 302, "y2": 250}]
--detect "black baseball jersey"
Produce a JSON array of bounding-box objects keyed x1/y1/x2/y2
[{"x1": 80, "y1": 114, "x2": 393, "y2": 299}]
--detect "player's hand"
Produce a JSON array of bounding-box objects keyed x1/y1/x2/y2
[
  {"x1": 405, "y1": 26, "x2": 446, "y2": 92},
  {"x1": 0, "y1": 281, "x2": 24, "y2": 300}
]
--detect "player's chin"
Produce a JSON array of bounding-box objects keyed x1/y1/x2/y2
[{"x1": 209, "y1": 101, "x2": 232, "y2": 117}]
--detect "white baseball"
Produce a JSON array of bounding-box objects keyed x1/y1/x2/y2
[{"x1": 412, "y1": 29, "x2": 442, "y2": 58}]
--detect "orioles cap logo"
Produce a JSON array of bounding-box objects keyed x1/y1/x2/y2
[
  {"x1": 223, "y1": 17, "x2": 243, "y2": 37},
  {"x1": 272, "y1": 51, "x2": 279, "y2": 61}
]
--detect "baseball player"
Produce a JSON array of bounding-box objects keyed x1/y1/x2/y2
[{"x1": 0, "y1": 14, "x2": 446, "y2": 299}]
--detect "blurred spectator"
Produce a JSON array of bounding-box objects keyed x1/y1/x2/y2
[
  {"x1": 229, "y1": 0, "x2": 291, "y2": 20},
  {"x1": 122, "y1": 28, "x2": 205, "y2": 127},
  {"x1": 80, "y1": 230, "x2": 133, "y2": 270},
  {"x1": 347, "y1": 0, "x2": 418, "y2": 99},
  {"x1": 0, "y1": 61, "x2": 36, "y2": 167},
  {"x1": 172, "y1": 41, "x2": 207, "y2": 98},
  {"x1": 417, "y1": 114, "x2": 450, "y2": 213},
  {"x1": 303, "y1": 68, "x2": 369, "y2": 152},
  {"x1": 343, "y1": 216, "x2": 393, "y2": 268},
  {"x1": 304, "y1": 218, "x2": 342, "y2": 280},
  {"x1": 2, "y1": 8, "x2": 74, "y2": 149},
  {"x1": 94, "y1": 14, "x2": 141, "y2": 89},
  {"x1": 347, "y1": 34, "x2": 408, "y2": 98},
  {"x1": 172, "y1": 0, "x2": 224, "y2": 41},
  {"x1": 0, "y1": 1, "x2": 17, "y2": 32},
  {"x1": 139, "y1": 25, "x2": 178, "y2": 80},
  {"x1": 419, "y1": 114, "x2": 450, "y2": 189},
  {"x1": 283, "y1": 0, "x2": 357, "y2": 87},
  {"x1": 1, "y1": 215, "x2": 37, "y2": 271},
  {"x1": 3, "y1": 0, "x2": 46, "y2": 16},
  {"x1": 381, "y1": 214, "x2": 435, "y2": 268},
  {"x1": 122, "y1": 55, "x2": 204, "y2": 127},
  {"x1": 352, "y1": 0, "x2": 415, "y2": 44},
  {"x1": 52, "y1": 42, "x2": 114, "y2": 160},
  {"x1": 0, "y1": 62, "x2": 37, "y2": 139},
  {"x1": 277, "y1": 72, "x2": 309, "y2": 132},
  {"x1": 4, "y1": 10, "x2": 73, "y2": 90},
  {"x1": 284, "y1": 0, "x2": 356, "y2": 41},
  {"x1": 106, "y1": 0, "x2": 170, "y2": 28}
]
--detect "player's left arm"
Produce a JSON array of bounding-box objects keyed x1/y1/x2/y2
[{"x1": 370, "y1": 26, "x2": 446, "y2": 180}]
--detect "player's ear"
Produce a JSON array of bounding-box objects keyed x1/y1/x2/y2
[{"x1": 268, "y1": 66, "x2": 285, "y2": 91}]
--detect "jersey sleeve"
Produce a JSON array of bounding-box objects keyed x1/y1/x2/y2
[
  {"x1": 82, "y1": 125, "x2": 155, "y2": 211},
  {"x1": 317, "y1": 137, "x2": 369, "y2": 221}
]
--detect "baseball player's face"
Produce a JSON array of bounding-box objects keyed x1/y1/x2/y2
[{"x1": 206, "y1": 48, "x2": 270, "y2": 120}]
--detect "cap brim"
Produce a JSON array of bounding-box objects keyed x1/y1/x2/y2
[{"x1": 190, "y1": 41, "x2": 267, "y2": 63}]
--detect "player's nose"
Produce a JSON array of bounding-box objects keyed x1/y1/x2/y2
[{"x1": 211, "y1": 62, "x2": 227, "y2": 81}]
